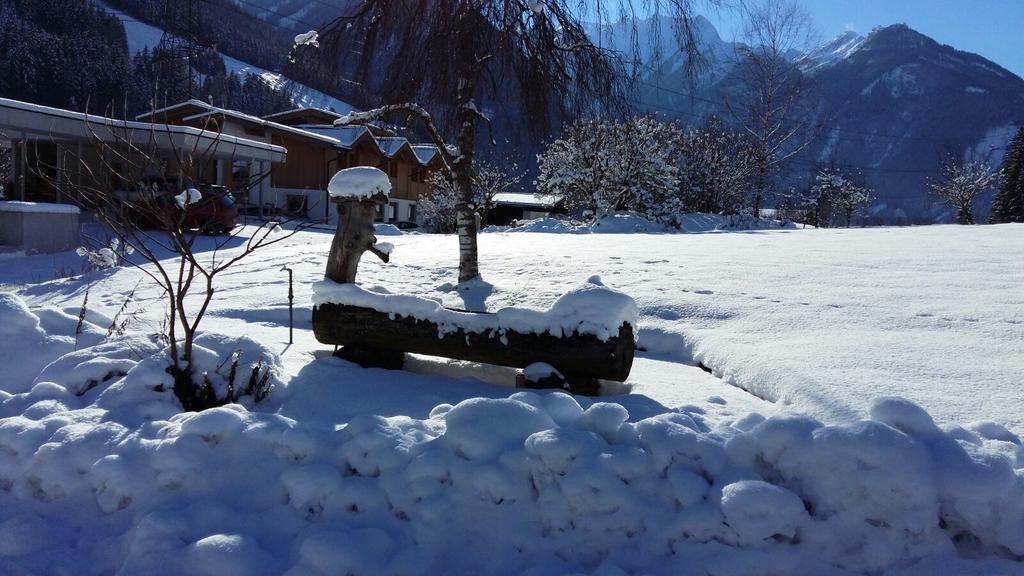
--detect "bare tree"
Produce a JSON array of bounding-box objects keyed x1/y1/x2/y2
[
  {"x1": 304, "y1": 0, "x2": 720, "y2": 283},
  {"x1": 809, "y1": 166, "x2": 872, "y2": 227},
  {"x1": 678, "y1": 115, "x2": 754, "y2": 214},
  {"x1": 422, "y1": 159, "x2": 524, "y2": 232},
  {"x1": 36, "y1": 120, "x2": 314, "y2": 411},
  {"x1": 728, "y1": 0, "x2": 818, "y2": 217},
  {"x1": 929, "y1": 157, "x2": 998, "y2": 225}
]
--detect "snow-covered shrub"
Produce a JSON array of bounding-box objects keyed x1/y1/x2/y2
[
  {"x1": 76, "y1": 237, "x2": 134, "y2": 270},
  {"x1": 536, "y1": 115, "x2": 684, "y2": 224},
  {"x1": 804, "y1": 167, "x2": 874, "y2": 227}
]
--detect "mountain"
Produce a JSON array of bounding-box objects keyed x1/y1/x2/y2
[
  {"x1": 804, "y1": 24, "x2": 1024, "y2": 221},
  {"x1": 634, "y1": 20, "x2": 1024, "y2": 222}
]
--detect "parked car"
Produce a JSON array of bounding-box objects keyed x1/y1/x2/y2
[
  {"x1": 393, "y1": 220, "x2": 420, "y2": 230},
  {"x1": 113, "y1": 182, "x2": 239, "y2": 234}
]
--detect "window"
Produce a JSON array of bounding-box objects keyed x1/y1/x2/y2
[
  {"x1": 408, "y1": 203, "x2": 417, "y2": 223},
  {"x1": 388, "y1": 159, "x2": 398, "y2": 178},
  {"x1": 232, "y1": 160, "x2": 251, "y2": 189},
  {"x1": 389, "y1": 202, "x2": 399, "y2": 222}
]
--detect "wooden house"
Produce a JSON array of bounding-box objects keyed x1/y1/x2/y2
[{"x1": 137, "y1": 101, "x2": 444, "y2": 223}]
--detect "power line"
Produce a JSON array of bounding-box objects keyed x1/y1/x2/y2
[{"x1": 637, "y1": 78, "x2": 1023, "y2": 149}]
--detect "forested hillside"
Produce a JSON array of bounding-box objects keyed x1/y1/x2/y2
[
  {"x1": 0, "y1": 0, "x2": 295, "y2": 118},
  {"x1": 0, "y1": 0, "x2": 130, "y2": 114},
  {"x1": 103, "y1": 0, "x2": 291, "y2": 73}
]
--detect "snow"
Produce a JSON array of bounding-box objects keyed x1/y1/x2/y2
[
  {"x1": 523, "y1": 362, "x2": 563, "y2": 382},
  {"x1": 491, "y1": 192, "x2": 560, "y2": 209},
  {"x1": 0, "y1": 201, "x2": 80, "y2": 215},
  {"x1": 1, "y1": 223, "x2": 1023, "y2": 574},
  {"x1": 327, "y1": 167, "x2": 391, "y2": 199},
  {"x1": 490, "y1": 213, "x2": 797, "y2": 234},
  {"x1": 312, "y1": 275, "x2": 638, "y2": 342},
  {"x1": 373, "y1": 223, "x2": 403, "y2": 236},
  {"x1": 797, "y1": 30, "x2": 867, "y2": 74},
  {"x1": 174, "y1": 188, "x2": 203, "y2": 208},
  {"x1": 293, "y1": 30, "x2": 319, "y2": 48}
]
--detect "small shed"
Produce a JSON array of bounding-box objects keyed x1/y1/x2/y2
[{"x1": 488, "y1": 193, "x2": 564, "y2": 226}]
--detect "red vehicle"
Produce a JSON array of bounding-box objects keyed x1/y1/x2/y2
[
  {"x1": 115, "y1": 183, "x2": 239, "y2": 234},
  {"x1": 176, "y1": 185, "x2": 240, "y2": 234}
]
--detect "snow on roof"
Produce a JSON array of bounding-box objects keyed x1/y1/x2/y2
[
  {"x1": 0, "y1": 201, "x2": 80, "y2": 215},
  {"x1": 0, "y1": 97, "x2": 285, "y2": 161},
  {"x1": 182, "y1": 108, "x2": 342, "y2": 147},
  {"x1": 294, "y1": 125, "x2": 372, "y2": 149},
  {"x1": 134, "y1": 99, "x2": 213, "y2": 121},
  {"x1": 492, "y1": 193, "x2": 561, "y2": 209},
  {"x1": 327, "y1": 166, "x2": 391, "y2": 199},
  {"x1": 263, "y1": 107, "x2": 344, "y2": 121},
  {"x1": 411, "y1": 145, "x2": 440, "y2": 165},
  {"x1": 375, "y1": 137, "x2": 413, "y2": 159}
]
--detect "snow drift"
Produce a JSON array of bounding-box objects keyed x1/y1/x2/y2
[{"x1": 1, "y1": 294, "x2": 1022, "y2": 575}]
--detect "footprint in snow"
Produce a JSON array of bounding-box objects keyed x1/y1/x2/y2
[{"x1": 694, "y1": 289, "x2": 714, "y2": 295}]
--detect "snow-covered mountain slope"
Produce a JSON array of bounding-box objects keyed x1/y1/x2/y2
[
  {"x1": 796, "y1": 29, "x2": 867, "y2": 74},
  {"x1": 588, "y1": 14, "x2": 738, "y2": 83},
  {"x1": 96, "y1": 1, "x2": 354, "y2": 114}
]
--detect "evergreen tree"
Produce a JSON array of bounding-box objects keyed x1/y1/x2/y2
[{"x1": 991, "y1": 127, "x2": 1024, "y2": 223}]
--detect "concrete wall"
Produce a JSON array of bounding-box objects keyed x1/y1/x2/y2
[{"x1": 0, "y1": 204, "x2": 80, "y2": 254}]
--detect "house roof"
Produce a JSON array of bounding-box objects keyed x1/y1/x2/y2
[
  {"x1": 411, "y1": 145, "x2": 441, "y2": 166},
  {"x1": 134, "y1": 99, "x2": 214, "y2": 122},
  {"x1": 292, "y1": 124, "x2": 374, "y2": 149},
  {"x1": 0, "y1": 97, "x2": 285, "y2": 163},
  {"x1": 263, "y1": 107, "x2": 344, "y2": 126},
  {"x1": 375, "y1": 137, "x2": 415, "y2": 159},
  {"x1": 182, "y1": 108, "x2": 342, "y2": 147},
  {"x1": 492, "y1": 193, "x2": 562, "y2": 209}
]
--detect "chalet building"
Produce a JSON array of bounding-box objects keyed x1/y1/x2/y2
[
  {"x1": 137, "y1": 101, "x2": 444, "y2": 224},
  {"x1": 0, "y1": 97, "x2": 284, "y2": 253}
]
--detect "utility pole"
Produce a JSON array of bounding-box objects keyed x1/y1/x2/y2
[{"x1": 155, "y1": 0, "x2": 201, "y2": 104}]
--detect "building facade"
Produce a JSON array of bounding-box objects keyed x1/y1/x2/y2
[{"x1": 137, "y1": 101, "x2": 443, "y2": 224}]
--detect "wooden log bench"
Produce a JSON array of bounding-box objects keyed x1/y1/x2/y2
[{"x1": 311, "y1": 167, "x2": 636, "y2": 395}]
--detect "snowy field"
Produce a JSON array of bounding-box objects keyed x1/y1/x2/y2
[{"x1": 1, "y1": 222, "x2": 1023, "y2": 575}]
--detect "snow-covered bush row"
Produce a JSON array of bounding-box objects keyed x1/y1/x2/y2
[{"x1": 2, "y1": 324, "x2": 1023, "y2": 574}]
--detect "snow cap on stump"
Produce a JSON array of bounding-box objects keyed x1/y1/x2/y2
[{"x1": 328, "y1": 166, "x2": 391, "y2": 200}]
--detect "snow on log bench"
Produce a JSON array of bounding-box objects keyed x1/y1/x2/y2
[
  {"x1": 312, "y1": 276, "x2": 637, "y2": 393},
  {"x1": 313, "y1": 166, "x2": 636, "y2": 393}
]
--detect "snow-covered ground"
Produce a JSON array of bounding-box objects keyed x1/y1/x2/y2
[{"x1": 1, "y1": 223, "x2": 1023, "y2": 575}]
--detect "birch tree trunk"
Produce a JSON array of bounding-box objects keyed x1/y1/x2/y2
[{"x1": 453, "y1": 46, "x2": 481, "y2": 283}]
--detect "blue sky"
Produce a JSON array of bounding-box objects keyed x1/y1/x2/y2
[{"x1": 702, "y1": 0, "x2": 1024, "y2": 78}]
